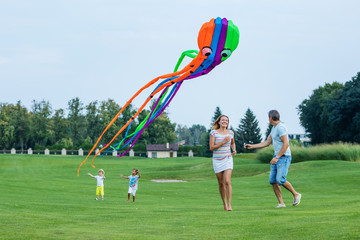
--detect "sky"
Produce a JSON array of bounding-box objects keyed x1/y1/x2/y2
[{"x1": 1, "y1": 0, "x2": 360, "y2": 137}]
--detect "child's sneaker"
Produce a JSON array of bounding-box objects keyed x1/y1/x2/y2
[
  {"x1": 102, "y1": 198, "x2": 104, "y2": 201},
  {"x1": 95, "y1": 198, "x2": 99, "y2": 200}
]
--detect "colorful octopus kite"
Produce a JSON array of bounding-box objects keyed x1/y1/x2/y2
[{"x1": 77, "y1": 17, "x2": 239, "y2": 175}]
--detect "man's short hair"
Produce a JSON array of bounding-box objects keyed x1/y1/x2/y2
[{"x1": 268, "y1": 110, "x2": 280, "y2": 121}]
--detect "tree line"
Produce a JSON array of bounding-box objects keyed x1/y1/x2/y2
[
  {"x1": 0, "y1": 98, "x2": 177, "y2": 151},
  {"x1": 5, "y1": 70, "x2": 356, "y2": 154},
  {"x1": 0, "y1": 98, "x2": 264, "y2": 155},
  {"x1": 298, "y1": 72, "x2": 360, "y2": 144}
]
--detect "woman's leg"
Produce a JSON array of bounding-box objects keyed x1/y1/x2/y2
[
  {"x1": 216, "y1": 172, "x2": 227, "y2": 210},
  {"x1": 223, "y1": 169, "x2": 233, "y2": 211}
]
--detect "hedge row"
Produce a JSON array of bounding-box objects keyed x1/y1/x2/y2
[{"x1": 256, "y1": 143, "x2": 360, "y2": 163}]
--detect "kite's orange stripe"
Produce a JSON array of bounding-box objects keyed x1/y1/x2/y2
[
  {"x1": 77, "y1": 55, "x2": 203, "y2": 175},
  {"x1": 197, "y1": 18, "x2": 215, "y2": 50}
]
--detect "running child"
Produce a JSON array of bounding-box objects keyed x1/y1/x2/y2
[{"x1": 120, "y1": 169, "x2": 141, "y2": 202}]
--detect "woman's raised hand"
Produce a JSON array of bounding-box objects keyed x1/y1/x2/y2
[{"x1": 223, "y1": 136, "x2": 231, "y2": 143}]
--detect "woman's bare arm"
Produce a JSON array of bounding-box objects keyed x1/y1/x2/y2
[{"x1": 210, "y1": 135, "x2": 230, "y2": 151}]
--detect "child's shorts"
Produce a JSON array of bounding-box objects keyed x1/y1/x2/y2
[
  {"x1": 128, "y1": 187, "x2": 137, "y2": 196},
  {"x1": 96, "y1": 186, "x2": 104, "y2": 196}
]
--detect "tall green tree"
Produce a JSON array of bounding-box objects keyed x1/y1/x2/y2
[
  {"x1": 31, "y1": 100, "x2": 52, "y2": 146},
  {"x1": 176, "y1": 124, "x2": 207, "y2": 146},
  {"x1": 175, "y1": 124, "x2": 191, "y2": 145},
  {"x1": 265, "y1": 123, "x2": 272, "y2": 140},
  {"x1": 68, "y1": 97, "x2": 86, "y2": 147},
  {"x1": 146, "y1": 113, "x2": 176, "y2": 144},
  {"x1": 189, "y1": 124, "x2": 207, "y2": 145},
  {"x1": 134, "y1": 98, "x2": 176, "y2": 145},
  {"x1": 118, "y1": 102, "x2": 137, "y2": 134},
  {"x1": 298, "y1": 82, "x2": 343, "y2": 144},
  {"x1": 85, "y1": 101, "x2": 101, "y2": 143},
  {"x1": 235, "y1": 108, "x2": 262, "y2": 153},
  {"x1": 97, "y1": 99, "x2": 120, "y2": 145},
  {"x1": 204, "y1": 106, "x2": 224, "y2": 157},
  {"x1": 13, "y1": 101, "x2": 31, "y2": 150},
  {"x1": 136, "y1": 109, "x2": 150, "y2": 144},
  {"x1": 144, "y1": 98, "x2": 176, "y2": 144},
  {"x1": 0, "y1": 104, "x2": 15, "y2": 149},
  {"x1": 212, "y1": 106, "x2": 223, "y2": 123},
  {"x1": 50, "y1": 109, "x2": 69, "y2": 144},
  {"x1": 328, "y1": 72, "x2": 360, "y2": 143}
]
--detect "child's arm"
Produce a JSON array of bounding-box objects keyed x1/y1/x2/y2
[
  {"x1": 137, "y1": 170, "x2": 141, "y2": 178},
  {"x1": 119, "y1": 174, "x2": 128, "y2": 179},
  {"x1": 88, "y1": 173, "x2": 95, "y2": 178},
  {"x1": 103, "y1": 175, "x2": 106, "y2": 180}
]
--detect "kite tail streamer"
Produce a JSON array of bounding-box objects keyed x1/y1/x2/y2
[
  {"x1": 117, "y1": 85, "x2": 169, "y2": 157},
  {"x1": 102, "y1": 79, "x2": 176, "y2": 156},
  {"x1": 86, "y1": 56, "x2": 204, "y2": 169},
  {"x1": 117, "y1": 81, "x2": 183, "y2": 157},
  {"x1": 89, "y1": 68, "x2": 193, "y2": 168},
  {"x1": 77, "y1": 60, "x2": 199, "y2": 175}
]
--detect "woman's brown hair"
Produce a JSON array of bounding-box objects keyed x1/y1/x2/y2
[{"x1": 212, "y1": 115, "x2": 229, "y2": 130}]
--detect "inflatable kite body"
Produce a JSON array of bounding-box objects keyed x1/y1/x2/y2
[{"x1": 77, "y1": 17, "x2": 239, "y2": 175}]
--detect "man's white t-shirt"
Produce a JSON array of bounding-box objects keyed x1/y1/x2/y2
[
  {"x1": 95, "y1": 176, "x2": 104, "y2": 186},
  {"x1": 270, "y1": 122, "x2": 291, "y2": 156}
]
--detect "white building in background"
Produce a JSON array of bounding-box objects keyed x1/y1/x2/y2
[
  {"x1": 288, "y1": 133, "x2": 311, "y2": 145},
  {"x1": 146, "y1": 143, "x2": 178, "y2": 158}
]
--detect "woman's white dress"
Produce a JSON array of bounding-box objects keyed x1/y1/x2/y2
[{"x1": 210, "y1": 130, "x2": 234, "y2": 173}]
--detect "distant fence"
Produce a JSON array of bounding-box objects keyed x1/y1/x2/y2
[{"x1": 0, "y1": 148, "x2": 195, "y2": 158}]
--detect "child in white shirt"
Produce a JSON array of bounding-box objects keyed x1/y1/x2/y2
[
  {"x1": 120, "y1": 168, "x2": 141, "y2": 202},
  {"x1": 88, "y1": 169, "x2": 106, "y2": 200}
]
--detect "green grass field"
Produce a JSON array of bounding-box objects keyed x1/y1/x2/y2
[{"x1": 1, "y1": 154, "x2": 359, "y2": 239}]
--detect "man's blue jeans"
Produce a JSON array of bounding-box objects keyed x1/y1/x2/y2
[{"x1": 269, "y1": 155, "x2": 291, "y2": 185}]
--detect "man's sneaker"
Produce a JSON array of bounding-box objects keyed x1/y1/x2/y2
[
  {"x1": 95, "y1": 198, "x2": 99, "y2": 200},
  {"x1": 293, "y1": 193, "x2": 302, "y2": 206},
  {"x1": 275, "y1": 204, "x2": 286, "y2": 208}
]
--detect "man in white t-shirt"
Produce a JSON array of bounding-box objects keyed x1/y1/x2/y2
[
  {"x1": 120, "y1": 168, "x2": 141, "y2": 202},
  {"x1": 245, "y1": 110, "x2": 301, "y2": 208}
]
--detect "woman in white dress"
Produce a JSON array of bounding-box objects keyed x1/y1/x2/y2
[{"x1": 209, "y1": 115, "x2": 237, "y2": 211}]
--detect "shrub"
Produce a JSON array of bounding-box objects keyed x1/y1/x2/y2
[
  {"x1": 289, "y1": 139, "x2": 302, "y2": 147},
  {"x1": 34, "y1": 144, "x2": 46, "y2": 150},
  {"x1": 256, "y1": 142, "x2": 360, "y2": 163},
  {"x1": 132, "y1": 144, "x2": 146, "y2": 152},
  {"x1": 47, "y1": 138, "x2": 74, "y2": 150}
]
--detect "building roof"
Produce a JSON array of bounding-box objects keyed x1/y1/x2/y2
[{"x1": 146, "y1": 144, "x2": 179, "y2": 151}]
